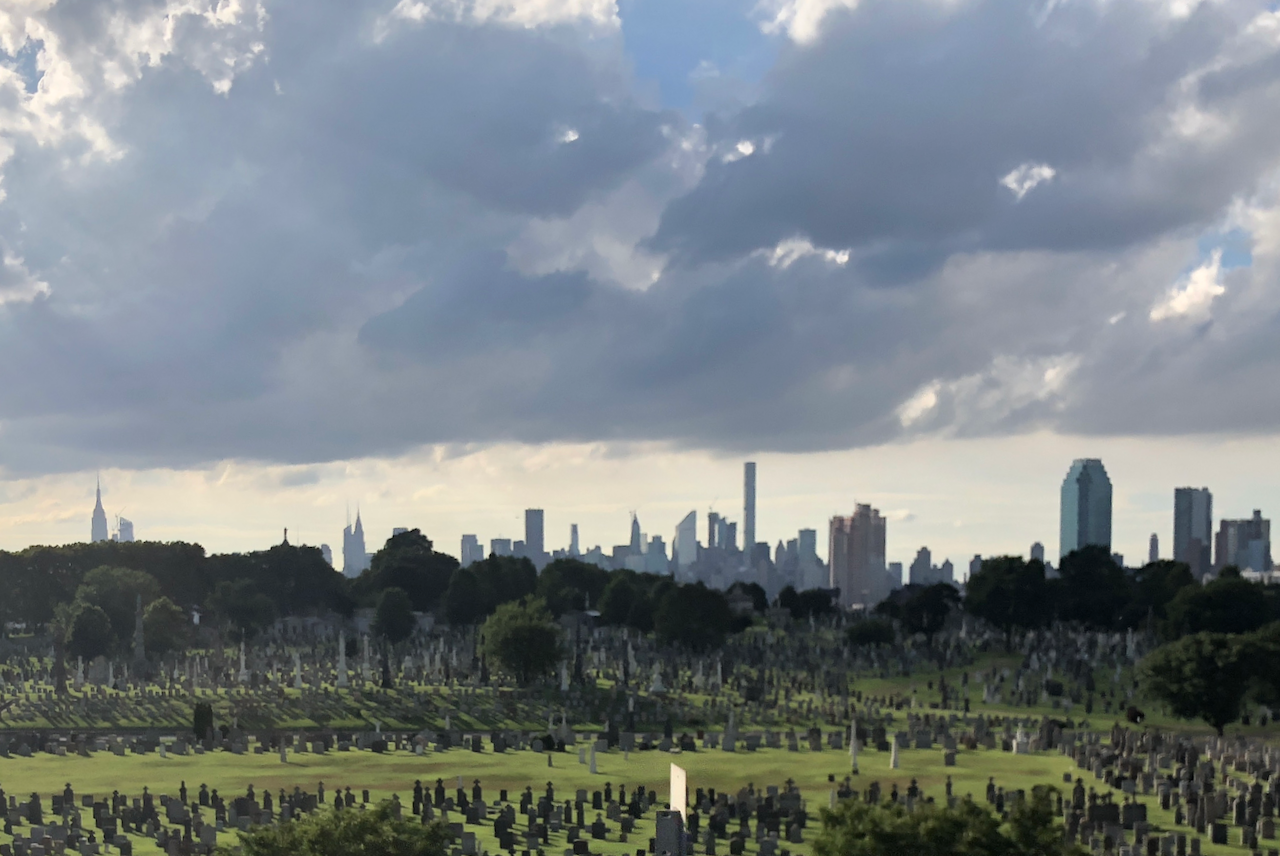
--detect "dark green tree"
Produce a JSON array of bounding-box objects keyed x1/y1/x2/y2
[
  {"x1": 728, "y1": 581, "x2": 767, "y2": 613},
  {"x1": 193, "y1": 702, "x2": 214, "y2": 740},
  {"x1": 143, "y1": 596, "x2": 189, "y2": 657},
  {"x1": 1122, "y1": 560, "x2": 1195, "y2": 628},
  {"x1": 356, "y1": 530, "x2": 459, "y2": 612},
  {"x1": 67, "y1": 603, "x2": 114, "y2": 660},
  {"x1": 814, "y1": 787, "x2": 1081, "y2": 856},
  {"x1": 965, "y1": 557, "x2": 1048, "y2": 648},
  {"x1": 219, "y1": 801, "x2": 449, "y2": 856},
  {"x1": 879, "y1": 583, "x2": 959, "y2": 643},
  {"x1": 373, "y1": 587, "x2": 416, "y2": 644},
  {"x1": 443, "y1": 568, "x2": 488, "y2": 625},
  {"x1": 846, "y1": 618, "x2": 894, "y2": 647},
  {"x1": 481, "y1": 598, "x2": 562, "y2": 686},
  {"x1": 1163, "y1": 576, "x2": 1272, "y2": 639},
  {"x1": 1056, "y1": 546, "x2": 1129, "y2": 629},
  {"x1": 76, "y1": 566, "x2": 161, "y2": 646},
  {"x1": 654, "y1": 583, "x2": 732, "y2": 650},
  {"x1": 598, "y1": 574, "x2": 638, "y2": 626},
  {"x1": 208, "y1": 580, "x2": 276, "y2": 639},
  {"x1": 536, "y1": 558, "x2": 610, "y2": 617},
  {"x1": 1141, "y1": 631, "x2": 1256, "y2": 735}
]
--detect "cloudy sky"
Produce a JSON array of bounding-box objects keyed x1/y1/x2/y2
[{"x1": 0, "y1": 0, "x2": 1277, "y2": 569}]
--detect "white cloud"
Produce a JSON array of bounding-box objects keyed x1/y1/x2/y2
[
  {"x1": 897, "y1": 381, "x2": 941, "y2": 427},
  {"x1": 754, "y1": 0, "x2": 858, "y2": 44},
  {"x1": 897, "y1": 354, "x2": 1081, "y2": 431},
  {"x1": 761, "y1": 237, "x2": 850, "y2": 269},
  {"x1": 722, "y1": 139, "x2": 756, "y2": 163},
  {"x1": 1000, "y1": 163, "x2": 1056, "y2": 201},
  {"x1": 0, "y1": 251, "x2": 49, "y2": 305},
  {"x1": 1149, "y1": 250, "x2": 1226, "y2": 322},
  {"x1": 378, "y1": 0, "x2": 618, "y2": 36}
]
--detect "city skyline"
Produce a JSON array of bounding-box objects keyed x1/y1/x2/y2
[
  {"x1": 23, "y1": 433, "x2": 1277, "y2": 582},
  {"x1": 0, "y1": 0, "x2": 1275, "y2": 577}
]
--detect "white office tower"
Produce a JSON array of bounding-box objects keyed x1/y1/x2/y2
[{"x1": 674, "y1": 511, "x2": 698, "y2": 571}]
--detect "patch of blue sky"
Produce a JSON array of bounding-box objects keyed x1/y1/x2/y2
[
  {"x1": 618, "y1": 0, "x2": 778, "y2": 115},
  {"x1": 1197, "y1": 227, "x2": 1253, "y2": 271},
  {"x1": 5, "y1": 39, "x2": 44, "y2": 94}
]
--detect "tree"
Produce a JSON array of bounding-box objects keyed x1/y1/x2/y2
[
  {"x1": 1056, "y1": 546, "x2": 1129, "y2": 629},
  {"x1": 443, "y1": 568, "x2": 488, "y2": 625},
  {"x1": 208, "y1": 580, "x2": 276, "y2": 639},
  {"x1": 357, "y1": 530, "x2": 459, "y2": 612},
  {"x1": 654, "y1": 583, "x2": 733, "y2": 650},
  {"x1": 728, "y1": 581, "x2": 767, "y2": 613},
  {"x1": 1122, "y1": 560, "x2": 1195, "y2": 628},
  {"x1": 481, "y1": 598, "x2": 562, "y2": 686},
  {"x1": 779, "y1": 587, "x2": 836, "y2": 620},
  {"x1": 67, "y1": 604, "x2": 114, "y2": 661},
  {"x1": 814, "y1": 787, "x2": 1081, "y2": 856},
  {"x1": 598, "y1": 574, "x2": 638, "y2": 626},
  {"x1": 193, "y1": 701, "x2": 215, "y2": 740},
  {"x1": 1163, "y1": 576, "x2": 1272, "y2": 639},
  {"x1": 221, "y1": 801, "x2": 450, "y2": 856},
  {"x1": 846, "y1": 618, "x2": 894, "y2": 647},
  {"x1": 1141, "y1": 632, "x2": 1256, "y2": 735},
  {"x1": 965, "y1": 557, "x2": 1047, "y2": 648},
  {"x1": 76, "y1": 566, "x2": 161, "y2": 646},
  {"x1": 879, "y1": 583, "x2": 959, "y2": 643},
  {"x1": 536, "y1": 558, "x2": 610, "y2": 616},
  {"x1": 373, "y1": 587, "x2": 416, "y2": 644},
  {"x1": 143, "y1": 596, "x2": 189, "y2": 657}
]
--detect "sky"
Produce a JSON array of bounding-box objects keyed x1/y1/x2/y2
[{"x1": 0, "y1": 0, "x2": 1277, "y2": 570}]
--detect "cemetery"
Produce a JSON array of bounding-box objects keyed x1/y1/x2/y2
[{"x1": 0, "y1": 615, "x2": 1278, "y2": 856}]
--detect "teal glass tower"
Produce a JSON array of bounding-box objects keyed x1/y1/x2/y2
[{"x1": 1060, "y1": 458, "x2": 1112, "y2": 558}]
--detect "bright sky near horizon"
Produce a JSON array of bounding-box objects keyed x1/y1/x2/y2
[{"x1": 0, "y1": 0, "x2": 1277, "y2": 568}]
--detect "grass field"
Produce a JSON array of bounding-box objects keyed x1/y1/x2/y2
[
  {"x1": 0, "y1": 738, "x2": 1266, "y2": 856},
  {"x1": 0, "y1": 649, "x2": 1274, "y2": 855}
]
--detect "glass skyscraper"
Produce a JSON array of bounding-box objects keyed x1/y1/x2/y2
[{"x1": 1059, "y1": 458, "x2": 1112, "y2": 558}]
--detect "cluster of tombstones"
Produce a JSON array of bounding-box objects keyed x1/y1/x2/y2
[
  {"x1": 395, "y1": 777, "x2": 806, "y2": 856},
  {"x1": 1054, "y1": 722, "x2": 1280, "y2": 856}
]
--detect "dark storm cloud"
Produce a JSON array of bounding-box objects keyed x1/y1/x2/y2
[
  {"x1": 651, "y1": 0, "x2": 1280, "y2": 266},
  {"x1": 0, "y1": 0, "x2": 1278, "y2": 476}
]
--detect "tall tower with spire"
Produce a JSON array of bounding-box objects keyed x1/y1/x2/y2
[
  {"x1": 342, "y1": 509, "x2": 368, "y2": 578},
  {"x1": 91, "y1": 477, "x2": 109, "y2": 543}
]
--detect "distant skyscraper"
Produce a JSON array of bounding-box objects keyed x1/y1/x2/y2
[
  {"x1": 342, "y1": 510, "x2": 368, "y2": 578},
  {"x1": 525, "y1": 509, "x2": 545, "y2": 558},
  {"x1": 1148, "y1": 533, "x2": 1158, "y2": 565},
  {"x1": 569, "y1": 524, "x2": 580, "y2": 557},
  {"x1": 969, "y1": 555, "x2": 983, "y2": 580},
  {"x1": 117, "y1": 517, "x2": 135, "y2": 543},
  {"x1": 1030, "y1": 542, "x2": 1045, "y2": 563},
  {"x1": 1215, "y1": 510, "x2": 1272, "y2": 572},
  {"x1": 629, "y1": 513, "x2": 642, "y2": 555},
  {"x1": 461, "y1": 534, "x2": 483, "y2": 566},
  {"x1": 829, "y1": 505, "x2": 887, "y2": 609},
  {"x1": 392, "y1": 527, "x2": 409, "y2": 537},
  {"x1": 888, "y1": 562, "x2": 903, "y2": 589},
  {"x1": 1174, "y1": 487, "x2": 1213, "y2": 578},
  {"x1": 674, "y1": 511, "x2": 698, "y2": 570},
  {"x1": 1059, "y1": 458, "x2": 1112, "y2": 558},
  {"x1": 726, "y1": 521, "x2": 738, "y2": 552},
  {"x1": 909, "y1": 547, "x2": 932, "y2": 586},
  {"x1": 491, "y1": 538, "x2": 513, "y2": 557},
  {"x1": 320, "y1": 544, "x2": 333, "y2": 566},
  {"x1": 743, "y1": 462, "x2": 756, "y2": 563},
  {"x1": 91, "y1": 478, "x2": 108, "y2": 543},
  {"x1": 707, "y1": 512, "x2": 721, "y2": 549}
]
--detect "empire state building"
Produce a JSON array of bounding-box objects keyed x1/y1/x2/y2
[{"x1": 91, "y1": 479, "x2": 109, "y2": 543}]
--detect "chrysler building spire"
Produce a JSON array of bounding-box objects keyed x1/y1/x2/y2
[{"x1": 91, "y1": 476, "x2": 109, "y2": 543}]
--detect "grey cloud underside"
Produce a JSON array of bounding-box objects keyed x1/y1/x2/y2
[{"x1": 0, "y1": 0, "x2": 1279, "y2": 476}]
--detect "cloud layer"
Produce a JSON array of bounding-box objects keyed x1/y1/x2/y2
[{"x1": 0, "y1": 0, "x2": 1278, "y2": 477}]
